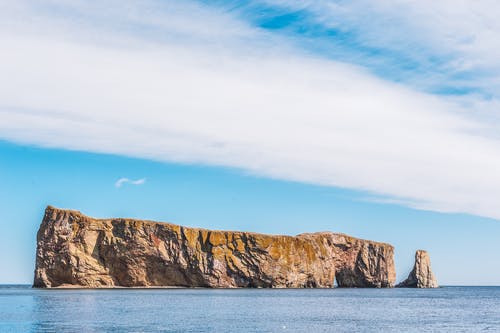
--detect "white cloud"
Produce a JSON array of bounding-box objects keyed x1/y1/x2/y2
[
  {"x1": 2, "y1": 1, "x2": 500, "y2": 219},
  {"x1": 262, "y1": 0, "x2": 500, "y2": 97},
  {"x1": 115, "y1": 178, "x2": 146, "y2": 188}
]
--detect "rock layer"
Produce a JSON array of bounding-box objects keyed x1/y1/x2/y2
[
  {"x1": 34, "y1": 206, "x2": 396, "y2": 288},
  {"x1": 397, "y1": 250, "x2": 438, "y2": 288}
]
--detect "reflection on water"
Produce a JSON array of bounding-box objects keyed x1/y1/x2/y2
[{"x1": 1, "y1": 285, "x2": 500, "y2": 332}]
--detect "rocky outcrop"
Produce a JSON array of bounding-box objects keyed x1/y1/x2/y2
[
  {"x1": 397, "y1": 250, "x2": 438, "y2": 288},
  {"x1": 34, "y1": 206, "x2": 396, "y2": 288}
]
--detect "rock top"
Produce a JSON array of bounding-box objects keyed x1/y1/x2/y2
[
  {"x1": 34, "y1": 206, "x2": 396, "y2": 288},
  {"x1": 397, "y1": 250, "x2": 438, "y2": 288}
]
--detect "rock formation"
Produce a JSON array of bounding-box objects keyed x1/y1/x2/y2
[
  {"x1": 34, "y1": 206, "x2": 396, "y2": 288},
  {"x1": 397, "y1": 250, "x2": 438, "y2": 288}
]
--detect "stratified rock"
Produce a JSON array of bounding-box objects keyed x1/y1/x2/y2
[
  {"x1": 397, "y1": 250, "x2": 438, "y2": 288},
  {"x1": 33, "y1": 206, "x2": 396, "y2": 288}
]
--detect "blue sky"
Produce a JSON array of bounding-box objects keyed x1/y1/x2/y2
[
  {"x1": 3, "y1": 139, "x2": 500, "y2": 285},
  {"x1": 2, "y1": 0, "x2": 500, "y2": 284}
]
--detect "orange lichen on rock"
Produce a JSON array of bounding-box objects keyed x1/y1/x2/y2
[{"x1": 34, "y1": 206, "x2": 395, "y2": 288}]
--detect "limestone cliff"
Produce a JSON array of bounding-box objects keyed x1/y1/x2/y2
[
  {"x1": 33, "y1": 206, "x2": 396, "y2": 288},
  {"x1": 397, "y1": 250, "x2": 438, "y2": 288}
]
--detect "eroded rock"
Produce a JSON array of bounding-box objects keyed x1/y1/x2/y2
[
  {"x1": 397, "y1": 250, "x2": 438, "y2": 288},
  {"x1": 34, "y1": 206, "x2": 396, "y2": 288}
]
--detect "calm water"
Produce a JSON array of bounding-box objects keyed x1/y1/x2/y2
[{"x1": 1, "y1": 285, "x2": 500, "y2": 332}]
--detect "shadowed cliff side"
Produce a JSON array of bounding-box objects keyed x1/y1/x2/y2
[{"x1": 34, "y1": 206, "x2": 396, "y2": 288}]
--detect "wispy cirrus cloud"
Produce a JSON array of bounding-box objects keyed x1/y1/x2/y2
[
  {"x1": 115, "y1": 178, "x2": 146, "y2": 188},
  {"x1": 238, "y1": 0, "x2": 500, "y2": 98},
  {"x1": 2, "y1": 1, "x2": 500, "y2": 219}
]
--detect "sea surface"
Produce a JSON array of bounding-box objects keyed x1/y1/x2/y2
[{"x1": 1, "y1": 285, "x2": 499, "y2": 332}]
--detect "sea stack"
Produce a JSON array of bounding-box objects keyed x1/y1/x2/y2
[
  {"x1": 33, "y1": 206, "x2": 396, "y2": 288},
  {"x1": 397, "y1": 250, "x2": 438, "y2": 288}
]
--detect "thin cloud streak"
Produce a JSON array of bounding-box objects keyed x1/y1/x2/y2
[
  {"x1": 2, "y1": 1, "x2": 500, "y2": 220},
  {"x1": 115, "y1": 178, "x2": 146, "y2": 188}
]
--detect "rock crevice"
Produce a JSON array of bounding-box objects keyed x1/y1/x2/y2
[{"x1": 34, "y1": 206, "x2": 396, "y2": 288}]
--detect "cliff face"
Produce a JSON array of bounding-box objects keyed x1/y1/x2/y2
[
  {"x1": 34, "y1": 206, "x2": 396, "y2": 288},
  {"x1": 397, "y1": 250, "x2": 438, "y2": 288}
]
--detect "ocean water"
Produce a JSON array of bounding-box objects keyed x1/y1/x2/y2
[{"x1": 1, "y1": 285, "x2": 499, "y2": 332}]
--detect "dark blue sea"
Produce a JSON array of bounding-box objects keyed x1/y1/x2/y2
[{"x1": 1, "y1": 285, "x2": 499, "y2": 332}]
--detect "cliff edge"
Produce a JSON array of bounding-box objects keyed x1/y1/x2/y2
[{"x1": 34, "y1": 206, "x2": 396, "y2": 288}]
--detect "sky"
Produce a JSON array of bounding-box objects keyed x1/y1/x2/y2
[{"x1": 1, "y1": 0, "x2": 500, "y2": 285}]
